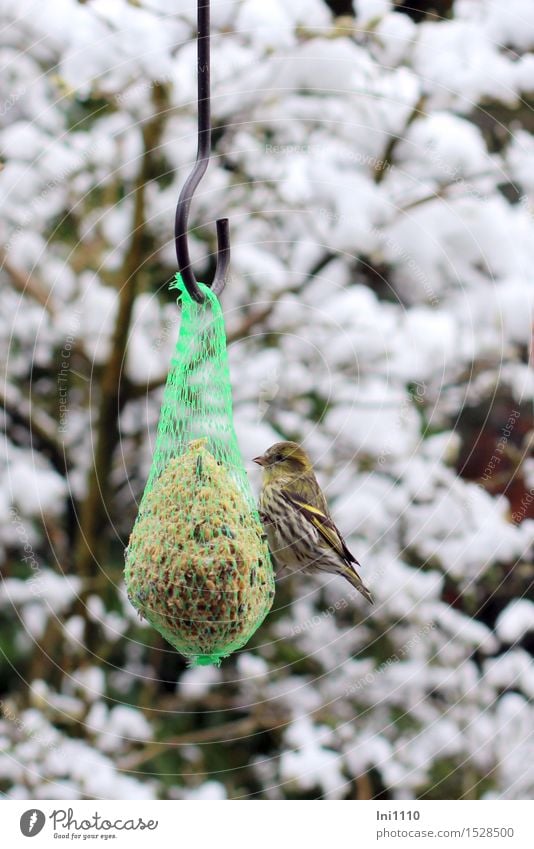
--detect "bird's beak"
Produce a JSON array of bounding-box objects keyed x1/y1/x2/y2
[{"x1": 253, "y1": 455, "x2": 267, "y2": 467}]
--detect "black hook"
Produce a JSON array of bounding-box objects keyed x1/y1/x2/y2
[{"x1": 175, "y1": 0, "x2": 230, "y2": 304}]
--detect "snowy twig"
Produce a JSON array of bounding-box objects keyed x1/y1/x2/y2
[
  {"x1": 398, "y1": 170, "x2": 496, "y2": 213},
  {"x1": 374, "y1": 94, "x2": 426, "y2": 184}
]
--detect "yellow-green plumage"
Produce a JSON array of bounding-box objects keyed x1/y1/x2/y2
[{"x1": 254, "y1": 441, "x2": 373, "y2": 603}]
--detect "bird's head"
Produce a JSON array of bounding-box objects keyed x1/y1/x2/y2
[{"x1": 253, "y1": 441, "x2": 312, "y2": 482}]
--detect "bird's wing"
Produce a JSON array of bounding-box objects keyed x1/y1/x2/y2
[{"x1": 282, "y1": 490, "x2": 359, "y2": 566}]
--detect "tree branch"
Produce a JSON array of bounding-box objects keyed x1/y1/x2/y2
[
  {"x1": 374, "y1": 95, "x2": 426, "y2": 184},
  {"x1": 397, "y1": 170, "x2": 495, "y2": 213},
  {"x1": 123, "y1": 250, "x2": 338, "y2": 402},
  {"x1": 75, "y1": 84, "x2": 168, "y2": 579},
  {"x1": 0, "y1": 250, "x2": 56, "y2": 315},
  {"x1": 0, "y1": 382, "x2": 71, "y2": 476},
  {"x1": 117, "y1": 711, "x2": 289, "y2": 772}
]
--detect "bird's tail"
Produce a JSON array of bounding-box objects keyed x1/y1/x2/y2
[{"x1": 339, "y1": 562, "x2": 374, "y2": 604}]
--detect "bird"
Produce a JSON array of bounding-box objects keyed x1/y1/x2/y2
[{"x1": 254, "y1": 441, "x2": 373, "y2": 603}]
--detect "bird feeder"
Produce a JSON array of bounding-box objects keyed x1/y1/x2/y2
[{"x1": 125, "y1": 1, "x2": 275, "y2": 666}]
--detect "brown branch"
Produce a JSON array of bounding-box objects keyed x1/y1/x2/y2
[
  {"x1": 228, "y1": 251, "x2": 336, "y2": 342},
  {"x1": 75, "y1": 84, "x2": 169, "y2": 580},
  {"x1": 123, "y1": 296, "x2": 283, "y2": 400},
  {"x1": 226, "y1": 301, "x2": 281, "y2": 344},
  {"x1": 398, "y1": 170, "x2": 495, "y2": 213},
  {"x1": 1, "y1": 251, "x2": 94, "y2": 369},
  {"x1": 123, "y1": 372, "x2": 168, "y2": 401},
  {"x1": 124, "y1": 252, "x2": 338, "y2": 400},
  {"x1": 0, "y1": 383, "x2": 71, "y2": 476},
  {"x1": 0, "y1": 250, "x2": 55, "y2": 315},
  {"x1": 374, "y1": 94, "x2": 426, "y2": 185},
  {"x1": 117, "y1": 711, "x2": 289, "y2": 771},
  {"x1": 123, "y1": 299, "x2": 285, "y2": 400},
  {"x1": 354, "y1": 772, "x2": 374, "y2": 800}
]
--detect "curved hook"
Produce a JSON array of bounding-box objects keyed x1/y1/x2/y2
[{"x1": 175, "y1": 0, "x2": 230, "y2": 304}]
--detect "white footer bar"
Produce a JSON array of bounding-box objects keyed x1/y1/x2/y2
[{"x1": 4, "y1": 800, "x2": 533, "y2": 848}]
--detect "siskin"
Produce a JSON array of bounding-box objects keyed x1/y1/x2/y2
[{"x1": 254, "y1": 441, "x2": 373, "y2": 603}]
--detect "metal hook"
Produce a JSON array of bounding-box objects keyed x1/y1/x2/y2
[{"x1": 175, "y1": 0, "x2": 230, "y2": 304}]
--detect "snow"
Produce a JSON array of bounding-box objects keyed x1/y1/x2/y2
[
  {"x1": 413, "y1": 20, "x2": 517, "y2": 111},
  {"x1": 484, "y1": 649, "x2": 534, "y2": 699},
  {"x1": 375, "y1": 12, "x2": 417, "y2": 65},
  {"x1": 490, "y1": 693, "x2": 534, "y2": 799},
  {"x1": 236, "y1": 0, "x2": 296, "y2": 50},
  {"x1": 237, "y1": 652, "x2": 269, "y2": 679},
  {"x1": 30, "y1": 681, "x2": 85, "y2": 720},
  {"x1": 280, "y1": 717, "x2": 345, "y2": 799},
  {"x1": 71, "y1": 667, "x2": 106, "y2": 702},
  {"x1": 86, "y1": 703, "x2": 152, "y2": 753},
  {"x1": 0, "y1": 572, "x2": 81, "y2": 612},
  {"x1": 0, "y1": 122, "x2": 48, "y2": 161},
  {"x1": 179, "y1": 780, "x2": 228, "y2": 800},
  {"x1": 1, "y1": 0, "x2": 534, "y2": 804},
  {"x1": 399, "y1": 112, "x2": 491, "y2": 180},
  {"x1": 356, "y1": 0, "x2": 391, "y2": 24},
  {"x1": 7, "y1": 458, "x2": 66, "y2": 517},
  {"x1": 325, "y1": 379, "x2": 421, "y2": 460},
  {"x1": 496, "y1": 600, "x2": 534, "y2": 644},
  {"x1": 63, "y1": 615, "x2": 85, "y2": 646},
  {"x1": 72, "y1": 273, "x2": 118, "y2": 364},
  {"x1": 178, "y1": 664, "x2": 222, "y2": 698},
  {"x1": 45, "y1": 738, "x2": 156, "y2": 799},
  {"x1": 494, "y1": 280, "x2": 534, "y2": 345},
  {"x1": 473, "y1": 0, "x2": 534, "y2": 51}
]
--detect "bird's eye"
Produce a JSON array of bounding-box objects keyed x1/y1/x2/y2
[{"x1": 273, "y1": 453, "x2": 284, "y2": 463}]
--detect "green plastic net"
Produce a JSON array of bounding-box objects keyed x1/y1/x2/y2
[{"x1": 125, "y1": 275, "x2": 275, "y2": 666}]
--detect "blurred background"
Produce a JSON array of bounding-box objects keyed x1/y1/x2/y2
[{"x1": 1, "y1": 0, "x2": 534, "y2": 800}]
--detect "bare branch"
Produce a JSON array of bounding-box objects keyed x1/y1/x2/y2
[
  {"x1": 374, "y1": 94, "x2": 426, "y2": 185},
  {"x1": 75, "y1": 83, "x2": 169, "y2": 581},
  {"x1": 0, "y1": 250, "x2": 55, "y2": 315},
  {"x1": 0, "y1": 382, "x2": 71, "y2": 475},
  {"x1": 117, "y1": 711, "x2": 289, "y2": 771}
]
